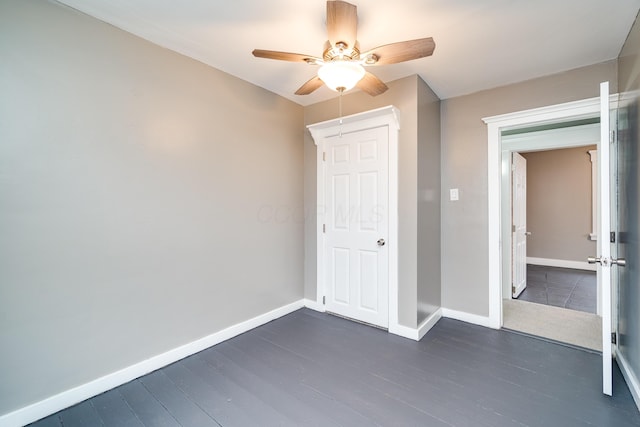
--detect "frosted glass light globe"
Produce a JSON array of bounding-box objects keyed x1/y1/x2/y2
[{"x1": 318, "y1": 60, "x2": 366, "y2": 92}]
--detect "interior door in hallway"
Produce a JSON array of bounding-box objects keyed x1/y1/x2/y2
[
  {"x1": 324, "y1": 126, "x2": 389, "y2": 328},
  {"x1": 512, "y1": 152, "x2": 528, "y2": 298}
]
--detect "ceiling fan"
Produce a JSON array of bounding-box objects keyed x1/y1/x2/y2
[{"x1": 252, "y1": 0, "x2": 435, "y2": 96}]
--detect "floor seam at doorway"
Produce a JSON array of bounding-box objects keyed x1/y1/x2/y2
[{"x1": 502, "y1": 326, "x2": 602, "y2": 355}]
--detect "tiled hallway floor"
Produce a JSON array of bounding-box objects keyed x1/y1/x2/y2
[{"x1": 516, "y1": 264, "x2": 596, "y2": 314}]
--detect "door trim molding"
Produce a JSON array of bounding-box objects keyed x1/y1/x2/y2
[
  {"x1": 307, "y1": 105, "x2": 401, "y2": 336},
  {"x1": 482, "y1": 95, "x2": 615, "y2": 329}
]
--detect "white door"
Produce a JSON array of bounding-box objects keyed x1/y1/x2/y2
[
  {"x1": 324, "y1": 126, "x2": 389, "y2": 328},
  {"x1": 512, "y1": 152, "x2": 528, "y2": 298},
  {"x1": 595, "y1": 81, "x2": 613, "y2": 395}
]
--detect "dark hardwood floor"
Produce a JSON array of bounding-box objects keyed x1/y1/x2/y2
[{"x1": 29, "y1": 309, "x2": 640, "y2": 426}]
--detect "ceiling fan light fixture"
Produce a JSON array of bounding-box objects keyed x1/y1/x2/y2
[
  {"x1": 252, "y1": 1, "x2": 433, "y2": 97},
  {"x1": 317, "y1": 60, "x2": 365, "y2": 92}
]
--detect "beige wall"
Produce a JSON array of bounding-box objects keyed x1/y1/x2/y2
[
  {"x1": 417, "y1": 79, "x2": 442, "y2": 323},
  {"x1": 304, "y1": 75, "x2": 433, "y2": 328},
  {"x1": 522, "y1": 146, "x2": 597, "y2": 262},
  {"x1": 619, "y1": 15, "x2": 640, "y2": 93},
  {"x1": 0, "y1": 0, "x2": 303, "y2": 416},
  {"x1": 441, "y1": 61, "x2": 618, "y2": 316}
]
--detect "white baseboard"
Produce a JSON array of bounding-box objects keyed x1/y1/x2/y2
[
  {"x1": 304, "y1": 299, "x2": 439, "y2": 342},
  {"x1": 527, "y1": 257, "x2": 596, "y2": 271},
  {"x1": 417, "y1": 308, "x2": 442, "y2": 340},
  {"x1": 441, "y1": 308, "x2": 493, "y2": 328},
  {"x1": 303, "y1": 297, "x2": 440, "y2": 341},
  {"x1": 388, "y1": 309, "x2": 442, "y2": 341},
  {"x1": 0, "y1": 300, "x2": 305, "y2": 427},
  {"x1": 303, "y1": 298, "x2": 326, "y2": 312},
  {"x1": 388, "y1": 323, "x2": 420, "y2": 340},
  {"x1": 617, "y1": 350, "x2": 640, "y2": 412}
]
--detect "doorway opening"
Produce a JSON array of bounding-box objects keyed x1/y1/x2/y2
[
  {"x1": 484, "y1": 84, "x2": 619, "y2": 396},
  {"x1": 500, "y1": 129, "x2": 602, "y2": 350},
  {"x1": 483, "y1": 95, "x2": 607, "y2": 327}
]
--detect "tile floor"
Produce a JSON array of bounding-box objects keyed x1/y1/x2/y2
[{"x1": 516, "y1": 264, "x2": 597, "y2": 314}]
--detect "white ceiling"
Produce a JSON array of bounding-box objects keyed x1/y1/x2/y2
[{"x1": 57, "y1": 0, "x2": 640, "y2": 106}]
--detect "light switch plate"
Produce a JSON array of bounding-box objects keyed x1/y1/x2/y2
[{"x1": 450, "y1": 188, "x2": 459, "y2": 201}]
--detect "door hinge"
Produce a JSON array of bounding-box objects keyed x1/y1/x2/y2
[
  {"x1": 610, "y1": 130, "x2": 616, "y2": 144},
  {"x1": 323, "y1": 152, "x2": 326, "y2": 161},
  {"x1": 323, "y1": 224, "x2": 326, "y2": 233},
  {"x1": 512, "y1": 285, "x2": 516, "y2": 294},
  {"x1": 610, "y1": 231, "x2": 616, "y2": 243},
  {"x1": 611, "y1": 332, "x2": 617, "y2": 345},
  {"x1": 322, "y1": 296, "x2": 326, "y2": 305},
  {"x1": 512, "y1": 224, "x2": 516, "y2": 233}
]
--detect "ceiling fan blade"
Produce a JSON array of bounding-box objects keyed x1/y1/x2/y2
[
  {"x1": 356, "y1": 71, "x2": 388, "y2": 96},
  {"x1": 362, "y1": 37, "x2": 435, "y2": 65},
  {"x1": 295, "y1": 76, "x2": 325, "y2": 95},
  {"x1": 252, "y1": 49, "x2": 322, "y2": 65},
  {"x1": 327, "y1": 1, "x2": 357, "y2": 49}
]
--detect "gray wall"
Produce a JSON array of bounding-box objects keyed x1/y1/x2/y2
[
  {"x1": 304, "y1": 75, "x2": 427, "y2": 328},
  {"x1": 417, "y1": 79, "x2": 442, "y2": 323},
  {"x1": 0, "y1": 0, "x2": 303, "y2": 416},
  {"x1": 522, "y1": 146, "x2": 597, "y2": 262},
  {"x1": 617, "y1": 12, "x2": 640, "y2": 404},
  {"x1": 441, "y1": 60, "x2": 618, "y2": 316}
]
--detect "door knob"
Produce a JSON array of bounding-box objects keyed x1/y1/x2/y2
[
  {"x1": 587, "y1": 256, "x2": 626, "y2": 267},
  {"x1": 377, "y1": 238, "x2": 386, "y2": 246},
  {"x1": 525, "y1": 231, "x2": 532, "y2": 236}
]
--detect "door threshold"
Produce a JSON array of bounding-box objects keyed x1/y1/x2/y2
[{"x1": 501, "y1": 327, "x2": 602, "y2": 355}]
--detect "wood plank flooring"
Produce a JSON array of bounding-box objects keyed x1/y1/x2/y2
[{"x1": 29, "y1": 309, "x2": 640, "y2": 426}]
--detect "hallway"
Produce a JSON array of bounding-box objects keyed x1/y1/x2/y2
[{"x1": 516, "y1": 265, "x2": 596, "y2": 314}]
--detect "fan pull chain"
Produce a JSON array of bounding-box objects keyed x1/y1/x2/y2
[{"x1": 338, "y1": 88, "x2": 344, "y2": 138}]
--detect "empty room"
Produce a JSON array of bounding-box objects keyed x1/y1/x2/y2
[{"x1": 2, "y1": 1, "x2": 640, "y2": 426}]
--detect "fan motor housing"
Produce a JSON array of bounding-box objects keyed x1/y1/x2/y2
[{"x1": 323, "y1": 41, "x2": 360, "y2": 62}]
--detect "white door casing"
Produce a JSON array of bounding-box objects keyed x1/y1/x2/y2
[
  {"x1": 324, "y1": 126, "x2": 389, "y2": 327},
  {"x1": 484, "y1": 93, "x2": 615, "y2": 327},
  {"x1": 308, "y1": 106, "x2": 401, "y2": 334},
  {"x1": 511, "y1": 152, "x2": 527, "y2": 298},
  {"x1": 483, "y1": 85, "x2": 618, "y2": 397}
]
